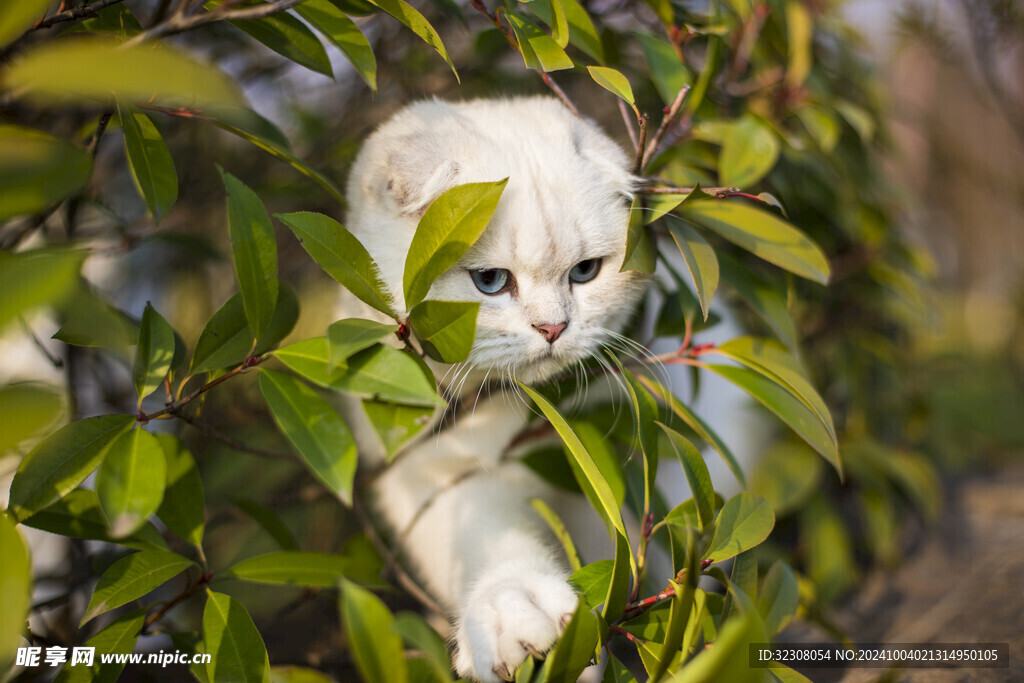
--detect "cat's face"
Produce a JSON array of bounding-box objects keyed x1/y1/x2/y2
[{"x1": 346, "y1": 97, "x2": 646, "y2": 385}]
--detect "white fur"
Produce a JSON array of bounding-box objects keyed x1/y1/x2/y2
[{"x1": 340, "y1": 97, "x2": 645, "y2": 681}]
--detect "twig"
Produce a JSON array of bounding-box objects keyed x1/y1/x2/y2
[
  {"x1": 138, "y1": 356, "x2": 259, "y2": 423},
  {"x1": 617, "y1": 99, "x2": 639, "y2": 148},
  {"x1": 642, "y1": 85, "x2": 690, "y2": 170},
  {"x1": 172, "y1": 411, "x2": 296, "y2": 460},
  {"x1": 540, "y1": 72, "x2": 580, "y2": 118},
  {"x1": 636, "y1": 185, "x2": 740, "y2": 196},
  {"x1": 632, "y1": 114, "x2": 648, "y2": 175},
  {"x1": 142, "y1": 571, "x2": 211, "y2": 633},
  {"x1": 609, "y1": 624, "x2": 641, "y2": 644},
  {"x1": 125, "y1": 0, "x2": 306, "y2": 46},
  {"x1": 20, "y1": 318, "x2": 64, "y2": 369},
  {"x1": 33, "y1": 0, "x2": 126, "y2": 30}
]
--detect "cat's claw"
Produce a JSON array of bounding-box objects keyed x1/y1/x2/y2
[{"x1": 452, "y1": 570, "x2": 579, "y2": 683}]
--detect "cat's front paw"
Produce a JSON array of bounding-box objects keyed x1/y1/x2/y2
[{"x1": 452, "y1": 569, "x2": 579, "y2": 682}]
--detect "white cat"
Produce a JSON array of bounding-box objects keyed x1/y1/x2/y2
[{"x1": 340, "y1": 96, "x2": 647, "y2": 682}]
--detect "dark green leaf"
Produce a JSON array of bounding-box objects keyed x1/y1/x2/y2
[
  {"x1": 232, "y1": 497, "x2": 299, "y2": 551},
  {"x1": 53, "y1": 286, "x2": 140, "y2": 349},
  {"x1": 636, "y1": 33, "x2": 690, "y2": 106},
  {"x1": 96, "y1": 428, "x2": 167, "y2": 538},
  {"x1": 670, "y1": 606, "x2": 765, "y2": 683},
  {"x1": 228, "y1": 8, "x2": 332, "y2": 77},
  {"x1": 602, "y1": 654, "x2": 638, "y2": 683},
  {"x1": 717, "y1": 255, "x2": 799, "y2": 352},
  {"x1": 602, "y1": 530, "x2": 631, "y2": 622},
  {"x1": 683, "y1": 36, "x2": 720, "y2": 117},
  {"x1": 20, "y1": 488, "x2": 166, "y2": 550},
  {"x1": 622, "y1": 197, "x2": 656, "y2": 273},
  {"x1": 748, "y1": 441, "x2": 822, "y2": 516},
  {"x1": 0, "y1": 382, "x2": 65, "y2": 455},
  {"x1": 530, "y1": 498, "x2": 581, "y2": 571},
  {"x1": 296, "y1": 0, "x2": 376, "y2": 91},
  {"x1": 506, "y1": 12, "x2": 574, "y2": 72},
  {"x1": 9, "y1": 414, "x2": 134, "y2": 520},
  {"x1": 222, "y1": 169, "x2": 279, "y2": 339},
  {"x1": 680, "y1": 200, "x2": 830, "y2": 284},
  {"x1": 703, "y1": 492, "x2": 774, "y2": 562},
  {"x1": 119, "y1": 103, "x2": 177, "y2": 223},
  {"x1": 408, "y1": 300, "x2": 479, "y2": 363},
  {"x1": 0, "y1": 514, "x2": 31, "y2": 673},
  {"x1": 0, "y1": 248, "x2": 82, "y2": 332},
  {"x1": 757, "y1": 561, "x2": 798, "y2": 635},
  {"x1": 718, "y1": 115, "x2": 780, "y2": 188},
  {"x1": 650, "y1": 581, "x2": 693, "y2": 683},
  {"x1": 277, "y1": 212, "x2": 394, "y2": 316},
  {"x1": 664, "y1": 215, "x2": 719, "y2": 320},
  {"x1": 535, "y1": 602, "x2": 598, "y2": 683},
  {"x1": 367, "y1": 0, "x2": 458, "y2": 80},
  {"x1": 133, "y1": 303, "x2": 176, "y2": 408},
  {"x1": 81, "y1": 550, "x2": 194, "y2": 625},
  {"x1": 155, "y1": 434, "x2": 205, "y2": 547},
  {"x1": 55, "y1": 609, "x2": 146, "y2": 683},
  {"x1": 403, "y1": 180, "x2": 507, "y2": 308},
  {"x1": 0, "y1": 126, "x2": 91, "y2": 221},
  {"x1": 339, "y1": 579, "x2": 408, "y2": 683},
  {"x1": 227, "y1": 551, "x2": 352, "y2": 586},
  {"x1": 393, "y1": 613, "x2": 453, "y2": 683},
  {"x1": 569, "y1": 560, "x2": 613, "y2": 610},
  {"x1": 203, "y1": 590, "x2": 270, "y2": 683},
  {"x1": 3, "y1": 37, "x2": 244, "y2": 108},
  {"x1": 656, "y1": 423, "x2": 714, "y2": 530},
  {"x1": 567, "y1": 419, "x2": 626, "y2": 510},
  {"x1": 190, "y1": 286, "x2": 299, "y2": 374},
  {"x1": 333, "y1": 346, "x2": 444, "y2": 408},
  {"x1": 258, "y1": 369, "x2": 357, "y2": 505},
  {"x1": 328, "y1": 319, "x2": 399, "y2": 370},
  {"x1": 363, "y1": 400, "x2": 433, "y2": 460}
]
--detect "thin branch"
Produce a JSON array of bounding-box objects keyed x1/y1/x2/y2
[
  {"x1": 142, "y1": 572, "x2": 210, "y2": 633},
  {"x1": 632, "y1": 114, "x2": 648, "y2": 175},
  {"x1": 636, "y1": 184, "x2": 740, "y2": 196},
  {"x1": 642, "y1": 84, "x2": 690, "y2": 170},
  {"x1": 540, "y1": 72, "x2": 580, "y2": 118},
  {"x1": 125, "y1": 0, "x2": 305, "y2": 45},
  {"x1": 138, "y1": 357, "x2": 259, "y2": 423},
  {"x1": 33, "y1": 0, "x2": 126, "y2": 30},
  {"x1": 20, "y1": 318, "x2": 64, "y2": 369},
  {"x1": 617, "y1": 99, "x2": 639, "y2": 148}
]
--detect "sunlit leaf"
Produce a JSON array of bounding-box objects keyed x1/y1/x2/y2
[
  {"x1": 155, "y1": 434, "x2": 205, "y2": 547},
  {"x1": 55, "y1": 608, "x2": 145, "y2": 683},
  {"x1": 664, "y1": 215, "x2": 719, "y2": 320},
  {"x1": 119, "y1": 103, "x2": 177, "y2": 223},
  {"x1": 569, "y1": 560, "x2": 613, "y2": 610},
  {"x1": 227, "y1": 7, "x2": 332, "y2": 77},
  {"x1": 719, "y1": 115, "x2": 780, "y2": 188},
  {"x1": 339, "y1": 579, "x2": 408, "y2": 683},
  {"x1": 527, "y1": 0, "x2": 602, "y2": 62},
  {"x1": 0, "y1": 0, "x2": 53, "y2": 48},
  {"x1": 657, "y1": 424, "x2": 714, "y2": 530},
  {"x1": 703, "y1": 492, "x2": 774, "y2": 563},
  {"x1": 203, "y1": 590, "x2": 270, "y2": 683},
  {"x1": 363, "y1": 400, "x2": 433, "y2": 460},
  {"x1": 0, "y1": 382, "x2": 65, "y2": 455},
  {"x1": 81, "y1": 550, "x2": 194, "y2": 625},
  {"x1": 757, "y1": 561, "x2": 798, "y2": 635},
  {"x1": 683, "y1": 199, "x2": 830, "y2": 284},
  {"x1": 0, "y1": 125, "x2": 91, "y2": 221},
  {"x1": 795, "y1": 104, "x2": 840, "y2": 153},
  {"x1": 393, "y1": 613, "x2": 453, "y2": 683},
  {"x1": 333, "y1": 345, "x2": 444, "y2": 407},
  {"x1": 535, "y1": 602, "x2": 597, "y2": 683},
  {"x1": 190, "y1": 286, "x2": 299, "y2": 374},
  {"x1": 785, "y1": 0, "x2": 813, "y2": 88},
  {"x1": 96, "y1": 428, "x2": 167, "y2": 538},
  {"x1": 602, "y1": 530, "x2": 632, "y2": 622},
  {"x1": 507, "y1": 12, "x2": 574, "y2": 72},
  {"x1": 222, "y1": 169, "x2": 279, "y2": 339},
  {"x1": 587, "y1": 66, "x2": 636, "y2": 115},
  {"x1": 531, "y1": 499, "x2": 581, "y2": 571},
  {"x1": 0, "y1": 248, "x2": 82, "y2": 334},
  {"x1": 258, "y1": 369, "x2": 357, "y2": 505},
  {"x1": 367, "y1": 0, "x2": 458, "y2": 81},
  {"x1": 296, "y1": 0, "x2": 377, "y2": 91},
  {"x1": 408, "y1": 300, "x2": 479, "y2": 363},
  {"x1": 227, "y1": 551, "x2": 353, "y2": 587},
  {"x1": 0, "y1": 515, "x2": 30, "y2": 674},
  {"x1": 328, "y1": 319, "x2": 398, "y2": 370},
  {"x1": 621, "y1": 197, "x2": 656, "y2": 273},
  {"x1": 2, "y1": 37, "x2": 244, "y2": 108},
  {"x1": 20, "y1": 488, "x2": 166, "y2": 551},
  {"x1": 277, "y1": 212, "x2": 394, "y2": 317},
  {"x1": 132, "y1": 303, "x2": 175, "y2": 408},
  {"x1": 403, "y1": 179, "x2": 507, "y2": 309},
  {"x1": 9, "y1": 414, "x2": 134, "y2": 520}
]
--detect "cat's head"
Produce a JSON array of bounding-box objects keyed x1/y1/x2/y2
[{"x1": 346, "y1": 97, "x2": 646, "y2": 385}]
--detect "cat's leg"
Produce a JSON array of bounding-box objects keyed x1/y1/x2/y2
[{"x1": 370, "y1": 397, "x2": 579, "y2": 682}]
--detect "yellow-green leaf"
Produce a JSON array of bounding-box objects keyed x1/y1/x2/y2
[
  {"x1": 408, "y1": 299, "x2": 479, "y2": 363},
  {"x1": 0, "y1": 0, "x2": 53, "y2": 48},
  {"x1": 0, "y1": 125, "x2": 91, "y2": 221},
  {"x1": 96, "y1": 428, "x2": 167, "y2": 538},
  {"x1": 507, "y1": 12, "x2": 574, "y2": 72},
  {"x1": 81, "y1": 549, "x2": 194, "y2": 625},
  {"x1": 664, "y1": 215, "x2": 719, "y2": 320},
  {"x1": 367, "y1": 0, "x2": 458, "y2": 81},
  {"x1": 203, "y1": 590, "x2": 270, "y2": 683},
  {"x1": 119, "y1": 103, "x2": 177, "y2": 223},
  {"x1": 132, "y1": 303, "x2": 175, "y2": 408},
  {"x1": 296, "y1": 0, "x2": 377, "y2": 91}
]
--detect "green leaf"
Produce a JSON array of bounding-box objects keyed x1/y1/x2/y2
[
  {"x1": 408, "y1": 300, "x2": 479, "y2": 363},
  {"x1": 785, "y1": 0, "x2": 813, "y2": 89},
  {"x1": 683, "y1": 36, "x2": 720, "y2": 118},
  {"x1": 706, "y1": 364, "x2": 840, "y2": 474},
  {"x1": 181, "y1": 106, "x2": 344, "y2": 201},
  {"x1": 680, "y1": 200, "x2": 830, "y2": 284},
  {"x1": 227, "y1": 551, "x2": 352, "y2": 586},
  {"x1": 602, "y1": 530, "x2": 631, "y2": 622},
  {"x1": 801, "y1": 497, "x2": 856, "y2": 604},
  {"x1": 764, "y1": 665, "x2": 812, "y2": 683},
  {"x1": 203, "y1": 590, "x2": 270, "y2": 683},
  {"x1": 96, "y1": 428, "x2": 167, "y2": 538},
  {"x1": 527, "y1": 0, "x2": 603, "y2": 62},
  {"x1": 757, "y1": 561, "x2": 798, "y2": 635},
  {"x1": 718, "y1": 115, "x2": 779, "y2": 188},
  {"x1": 794, "y1": 104, "x2": 840, "y2": 153},
  {"x1": 228, "y1": 8, "x2": 332, "y2": 77},
  {"x1": 53, "y1": 286, "x2": 140, "y2": 349},
  {"x1": 55, "y1": 608, "x2": 146, "y2": 683},
  {"x1": 535, "y1": 602, "x2": 598, "y2": 683},
  {"x1": 363, "y1": 400, "x2": 432, "y2": 460},
  {"x1": 569, "y1": 560, "x2": 613, "y2": 610},
  {"x1": 328, "y1": 319, "x2": 398, "y2": 370},
  {"x1": 277, "y1": 211, "x2": 394, "y2": 316},
  {"x1": 621, "y1": 197, "x2": 656, "y2": 273},
  {"x1": 232, "y1": 497, "x2": 299, "y2": 551},
  {"x1": 656, "y1": 424, "x2": 713, "y2": 531},
  {"x1": 587, "y1": 66, "x2": 636, "y2": 115},
  {"x1": 703, "y1": 492, "x2": 774, "y2": 563},
  {"x1": 0, "y1": 514, "x2": 31, "y2": 674},
  {"x1": 669, "y1": 606, "x2": 765, "y2": 683},
  {"x1": 222, "y1": 170, "x2": 279, "y2": 339},
  {"x1": 132, "y1": 303, "x2": 176, "y2": 408},
  {"x1": 717, "y1": 255, "x2": 799, "y2": 352},
  {"x1": 608, "y1": 358, "x2": 659, "y2": 514},
  {"x1": 651, "y1": 581, "x2": 693, "y2": 683},
  {"x1": 0, "y1": 125, "x2": 92, "y2": 221},
  {"x1": 748, "y1": 441, "x2": 822, "y2": 516},
  {"x1": 506, "y1": 12, "x2": 574, "y2": 72},
  {"x1": 339, "y1": 579, "x2": 408, "y2": 683},
  {"x1": 0, "y1": 382, "x2": 65, "y2": 455},
  {"x1": 270, "y1": 666, "x2": 338, "y2": 683},
  {"x1": 568, "y1": 420, "x2": 626, "y2": 510},
  {"x1": 537, "y1": 0, "x2": 568, "y2": 47},
  {"x1": 2, "y1": 37, "x2": 244, "y2": 108},
  {"x1": 155, "y1": 434, "x2": 205, "y2": 547},
  {"x1": 8, "y1": 414, "x2": 134, "y2": 520},
  {"x1": 190, "y1": 286, "x2": 299, "y2": 374},
  {"x1": 81, "y1": 550, "x2": 195, "y2": 625},
  {"x1": 20, "y1": 488, "x2": 167, "y2": 550},
  {"x1": 367, "y1": 0, "x2": 458, "y2": 81},
  {"x1": 603, "y1": 654, "x2": 638, "y2": 683},
  {"x1": 333, "y1": 346, "x2": 444, "y2": 408},
  {"x1": 531, "y1": 499, "x2": 581, "y2": 571},
  {"x1": 833, "y1": 99, "x2": 875, "y2": 143},
  {"x1": 636, "y1": 34, "x2": 690, "y2": 106},
  {"x1": 664, "y1": 215, "x2": 719, "y2": 320},
  {"x1": 119, "y1": 103, "x2": 177, "y2": 223},
  {"x1": 519, "y1": 383, "x2": 627, "y2": 539},
  {"x1": 296, "y1": 0, "x2": 377, "y2": 91},
  {"x1": 403, "y1": 179, "x2": 507, "y2": 309},
  {"x1": 0, "y1": 248, "x2": 83, "y2": 333},
  {"x1": 258, "y1": 369, "x2": 358, "y2": 505},
  {"x1": 0, "y1": 0, "x2": 53, "y2": 48},
  {"x1": 392, "y1": 613, "x2": 453, "y2": 683},
  {"x1": 638, "y1": 375, "x2": 746, "y2": 487}
]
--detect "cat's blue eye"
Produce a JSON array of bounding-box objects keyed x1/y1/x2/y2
[
  {"x1": 470, "y1": 268, "x2": 511, "y2": 295},
  {"x1": 569, "y1": 258, "x2": 601, "y2": 284}
]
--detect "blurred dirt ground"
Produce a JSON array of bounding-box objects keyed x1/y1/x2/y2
[{"x1": 788, "y1": 462, "x2": 1024, "y2": 682}]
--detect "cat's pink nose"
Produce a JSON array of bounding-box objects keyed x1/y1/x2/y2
[{"x1": 532, "y1": 322, "x2": 567, "y2": 343}]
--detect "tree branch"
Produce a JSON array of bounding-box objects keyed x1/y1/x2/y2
[
  {"x1": 126, "y1": 0, "x2": 306, "y2": 46},
  {"x1": 642, "y1": 84, "x2": 690, "y2": 170},
  {"x1": 172, "y1": 411, "x2": 296, "y2": 460},
  {"x1": 33, "y1": 0, "x2": 126, "y2": 31}
]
